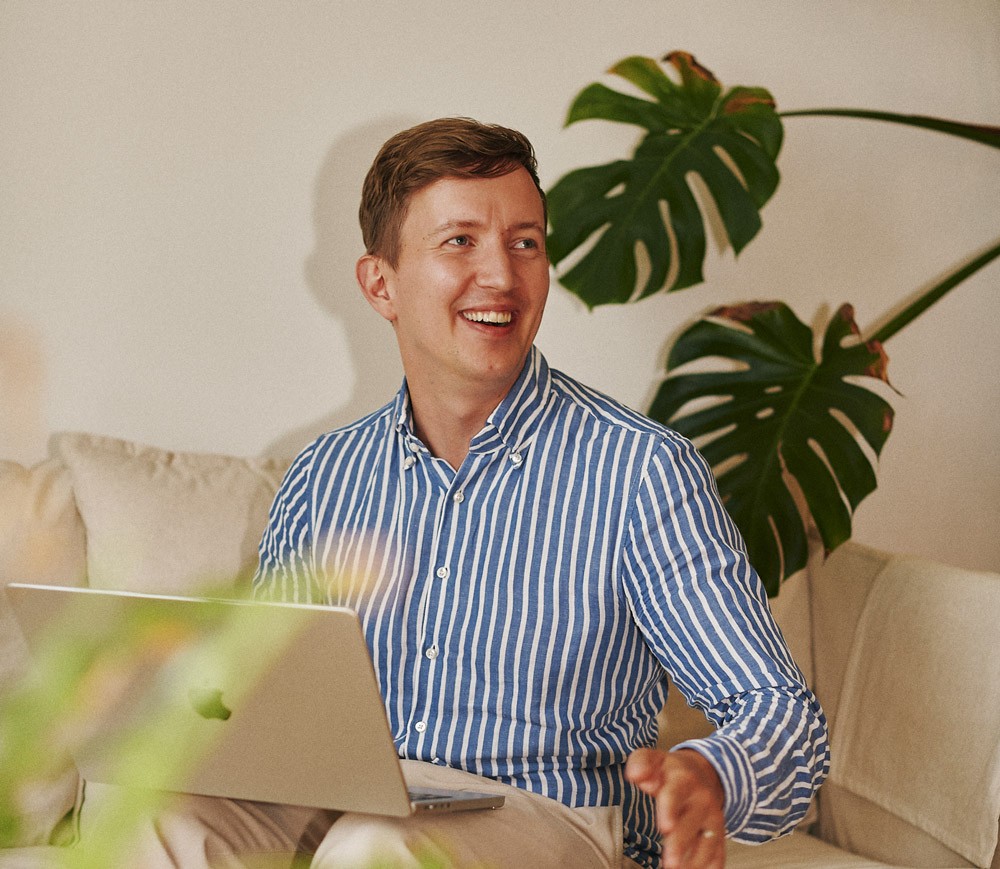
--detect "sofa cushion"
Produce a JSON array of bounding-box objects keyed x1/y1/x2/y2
[
  {"x1": 0, "y1": 459, "x2": 86, "y2": 847},
  {"x1": 825, "y1": 554, "x2": 1000, "y2": 868},
  {"x1": 726, "y1": 830, "x2": 897, "y2": 867},
  {"x1": 53, "y1": 434, "x2": 290, "y2": 596},
  {"x1": 819, "y1": 782, "x2": 980, "y2": 868}
]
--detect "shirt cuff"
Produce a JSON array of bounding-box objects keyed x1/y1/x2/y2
[{"x1": 670, "y1": 732, "x2": 756, "y2": 837}]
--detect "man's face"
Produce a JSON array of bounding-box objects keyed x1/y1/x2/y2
[{"x1": 359, "y1": 168, "x2": 549, "y2": 402}]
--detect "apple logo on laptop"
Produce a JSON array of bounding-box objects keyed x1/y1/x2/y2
[{"x1": 188, "y1": 686, "x2": 232, "y2": 721}]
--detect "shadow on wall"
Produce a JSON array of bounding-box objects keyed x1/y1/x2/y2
[
  {"x1": 0, "y1": 313, "x2": 46, "y2": 466},
  {"x1": 263, "y1": 116, "x2": 420, "y2": 461}
]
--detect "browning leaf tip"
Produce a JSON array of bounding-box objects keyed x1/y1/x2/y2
[
  {"x1": 662, "y1": 51, "x2": 717, "y2": 84},
  {"x1": 864, "y1": 339, "x2": 891, "y2": 383},
  {"x1": 836, "y1": 303, "x2": 862, "y2": 338},
  {"x1": 723, "y1": 92, "x2": 776, "y2": 115}
]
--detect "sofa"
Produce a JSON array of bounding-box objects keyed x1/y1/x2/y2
[{"x1": 1, "y1": 431, "x2": 998, "y2": 868}]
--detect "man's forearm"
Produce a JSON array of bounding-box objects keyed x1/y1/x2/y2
[{"x1": 669, "y1": 685, "x2": 830, "y2": 841}]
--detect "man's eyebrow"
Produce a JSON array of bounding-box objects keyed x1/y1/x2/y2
[
  {"x1": 511, "y1": 220, "x2": 546, "y2": 234},
  {"x1": 425, "y1": 219, "x2": 481, "y2": 239},
  {"x1": 424, "y1": 219, "x2": 545, "y2": 240}
]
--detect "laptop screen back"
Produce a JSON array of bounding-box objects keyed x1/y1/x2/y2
[{"x1": 6, "y1": 584, "x2": 415, "y2": 816}]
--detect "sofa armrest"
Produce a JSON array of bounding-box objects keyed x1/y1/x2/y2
[{"x1": 1, "y1": 458, "x2": 87, "y2": 848}]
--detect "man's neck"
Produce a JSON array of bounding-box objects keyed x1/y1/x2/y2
[{"x1": 406, "y1": 376, "x2": 512, "y2": 471}]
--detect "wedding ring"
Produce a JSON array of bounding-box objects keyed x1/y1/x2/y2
[{"x1": 701, "y1": 829, "x2": 716, "y2": 839}]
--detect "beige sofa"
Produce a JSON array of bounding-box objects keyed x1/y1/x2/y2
[{"x1": 1, "y1": 432, "x2": 998, "y2": 868}]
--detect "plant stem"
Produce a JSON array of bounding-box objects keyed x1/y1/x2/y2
[
  {"x1": 869, "y1": 239, "x2": 1000, "y2": 344},
  {"x1": 781, "y1": 108, "x2": 1000, "y2": 149}
]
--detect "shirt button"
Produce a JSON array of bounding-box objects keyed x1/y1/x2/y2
[
  {"x1": 425, "y1": 646, "x2": 439, "y2": 660},
  {"x1": 403, "y1": 455, "x2": 416, "y2": 469},
  {"x1": 414, "y1": 721, "x2": 427, "y2": 733},
  {"x1": 453, "y1": 490, "x2": 465, "y2": 503},
  {"x1": 509, "y1": 452, "x2": 523, "y2": 467},
  {"x1": 435, "y1": 566, "x2": 449, "y2": 579}
]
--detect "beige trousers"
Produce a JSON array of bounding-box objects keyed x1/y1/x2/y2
[{"x1": 79, "y1": 761, "x2": 638, "y2": 868}]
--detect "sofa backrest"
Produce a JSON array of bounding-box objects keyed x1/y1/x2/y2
[{"x1": 808, "y1": 541, "x2": 890, "y2": 732}]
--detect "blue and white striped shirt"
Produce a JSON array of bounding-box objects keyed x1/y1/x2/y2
[{"x1": 253, "y1": 347, "x2": 829, "y2": 868}]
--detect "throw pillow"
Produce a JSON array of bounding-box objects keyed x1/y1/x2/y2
[{"x1": 54, "y1": 433, "x2": 291, "y2": 596}]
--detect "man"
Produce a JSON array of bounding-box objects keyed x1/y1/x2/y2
[{"x1": 247, "y1": 118, "x2": 828, "y2": 868}]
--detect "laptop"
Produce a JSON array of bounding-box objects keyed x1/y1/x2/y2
[{"x1": 5, "y1": 582, "x2": 504, "y2": 817}]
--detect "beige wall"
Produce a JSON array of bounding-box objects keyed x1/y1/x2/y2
[{"x1": 2, "y1": 1, "x2": 998, "y2": 572}]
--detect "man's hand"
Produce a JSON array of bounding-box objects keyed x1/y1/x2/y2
[{"x1": 625, "y1": 747, "x2": 726, "y2": 869}]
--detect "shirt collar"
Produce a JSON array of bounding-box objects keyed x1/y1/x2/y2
[
  {"x1": 470, "y1": 346, "x2": 551, "y2": 455},
  {"x1": 390, "y1": 346, "x2": 552, "y2": 456},
  {"x1": 391, "y1": 385, "x2": 415, "y2": 436}
]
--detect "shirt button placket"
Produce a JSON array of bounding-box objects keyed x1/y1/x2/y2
[{"x1": 418, "y1": 471, "x2": 467, "y2": 747}]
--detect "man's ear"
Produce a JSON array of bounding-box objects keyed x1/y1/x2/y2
[{"x1": 356, "y1": 254, "x2": 396, "y2": 323}]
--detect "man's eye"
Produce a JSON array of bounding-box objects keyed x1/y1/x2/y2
[
  {"x1": 514, "y1": 238, "x2": 539, "y2": 250},
  {"x1": 447, "y1": 236, "x2": 470, "y2": 247}
]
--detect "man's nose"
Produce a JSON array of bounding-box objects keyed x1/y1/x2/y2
[{"x1": 475, "y1": 241, "x2": 516, "y2": 290}]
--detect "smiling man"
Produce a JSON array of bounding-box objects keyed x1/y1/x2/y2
[
  {"x1": 110, "y1": 119, "x2": 826, "y2": 869},
  {"x1": 252, "y1": 118, "x2": 829, "y2": 868}
]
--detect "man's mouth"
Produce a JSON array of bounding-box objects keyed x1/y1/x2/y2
[{"x1": 462, "y1": 310, "x2": 513, "y2": 327}]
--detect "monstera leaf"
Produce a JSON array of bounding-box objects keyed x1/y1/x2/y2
[
  {"x1": 649, "y1": 302, "x2": 894, "y2": 595},
  {"x1": 547, "y1": 53, "x2": 783, "y2": 307},
  {"x1": 549, "y1": 52, "x2": 1000, "y2": 594}
]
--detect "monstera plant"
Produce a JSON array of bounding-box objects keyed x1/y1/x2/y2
[{"x1": 547, "y1": 52, "x2": 1000, "y2": 594}]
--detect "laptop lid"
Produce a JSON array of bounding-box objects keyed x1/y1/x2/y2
[{"x1": 5, "y1": 583, "x2": 502, "y2": 817}]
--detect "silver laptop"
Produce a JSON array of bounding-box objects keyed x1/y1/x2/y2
[{"x1": 5, "y1": 582, "x2": 503, "y2": 816}]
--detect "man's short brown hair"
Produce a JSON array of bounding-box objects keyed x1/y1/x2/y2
[{"x1": 359, "y1": 117, "x2": 546, "y2": 267}]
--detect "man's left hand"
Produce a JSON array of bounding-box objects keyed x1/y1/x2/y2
[{"x1": 625, "y1": 747, "x2": 726, "y2": 869}]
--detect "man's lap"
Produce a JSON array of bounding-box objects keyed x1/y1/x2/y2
[{"x1": 77, "y1": 761, "x2": 631, "y2": 868}]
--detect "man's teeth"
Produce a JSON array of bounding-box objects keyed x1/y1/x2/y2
[{"x1": 463, "y1": 311, "x2": 512, "y2": 325}]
